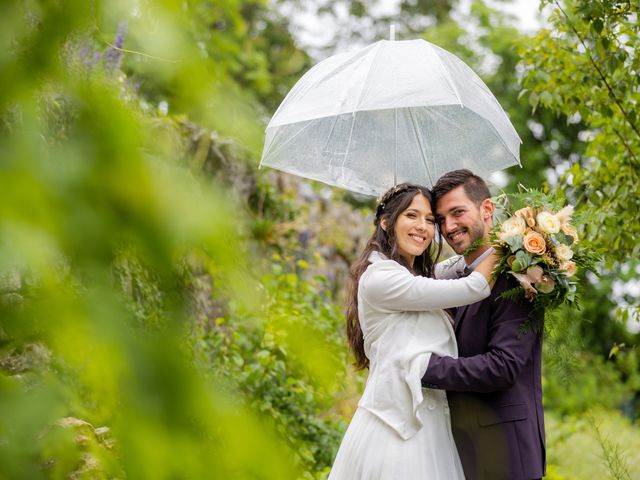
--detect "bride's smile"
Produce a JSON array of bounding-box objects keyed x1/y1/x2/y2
[{"x1": 391, "y1": 194, "x2": 436, "y2": 267}]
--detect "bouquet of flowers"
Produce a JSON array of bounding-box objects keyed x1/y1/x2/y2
[{"x1": 491, "y1": 189, "x2": 598, "y2": 314}]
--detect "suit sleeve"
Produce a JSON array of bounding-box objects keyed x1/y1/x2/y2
[
  {"x1": 421, "y1": 277, "x2": 541, "y2": 393},
  {"x1": 361, "y1": 260, "x2": 490, "y2": 312}
]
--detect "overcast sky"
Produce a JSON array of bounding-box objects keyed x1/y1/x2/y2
[{"x1": 287, "y1": 0, "x2": 548, "y2": 58}]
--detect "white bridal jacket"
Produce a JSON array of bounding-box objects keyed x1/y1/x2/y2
[{"x1": 357, "y1": 251, "x2": 491, "y2": 439}]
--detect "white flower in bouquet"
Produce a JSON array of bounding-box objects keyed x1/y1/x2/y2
[
  {"x1": 536, "y1": 211, "x2": 561, "y2": 234},
  {"x1": 555, "y1": 244, "x2": 574, "y2": 262},
  {"x1": 499, "y1": 216, "x2": 527, "y2": 241}
]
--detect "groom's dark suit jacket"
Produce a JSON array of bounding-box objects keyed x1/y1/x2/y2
[{"x1": 422, "y1": 272, "x2": 546, "y2": 480}]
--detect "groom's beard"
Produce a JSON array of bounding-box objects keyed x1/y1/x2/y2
[{"x1": 445, "y1": 218, "x2": 486, "y2": 255}]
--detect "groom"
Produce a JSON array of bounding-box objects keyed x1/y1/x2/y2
[{"x1": 422, "y1": 170, "x2": 546, "y2": 480}]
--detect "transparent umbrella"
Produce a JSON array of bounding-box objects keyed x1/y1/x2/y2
[{"x1": 260, "y1": 38, "x2": 521, "y2": 197}]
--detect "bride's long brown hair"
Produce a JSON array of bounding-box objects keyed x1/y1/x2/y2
[{"x1": 345, "y1": 183, "x2": 441, "y2": 370}]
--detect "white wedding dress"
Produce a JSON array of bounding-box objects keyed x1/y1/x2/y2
[{"x1": 328, "y1": 252, "x2": 490, "y2": 480}]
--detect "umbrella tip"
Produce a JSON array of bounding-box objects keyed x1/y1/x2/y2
[{"x1": 390, "y1": 24, "x2": 395, "y2": 41}]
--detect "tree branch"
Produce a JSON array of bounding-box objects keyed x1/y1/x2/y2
[{"x1": 553, "y1": 0, "x2": 639, "y2": 163}]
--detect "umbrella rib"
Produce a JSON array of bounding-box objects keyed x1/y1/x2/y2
[
  {"x1": 339, "y1": 112, "x2": 358, "y2": 182},
  {"x1": 322, "y1": 114, "x2": 341, "y2": 172},
  {"x1": 429, "y1": 45, "x2": 463, "y2": 107},
  {"x1": 482, "y1": 113, "x2": 522, "y2": 167},
  {"x1": 408, "y1": 107, "x2": 434, "y2": 187},
  {"x1": 352, "y1": 42, "x2": 383, "y2": 111},
  {"x1": 394, "y1": 108, "x2": 398, "y2": 186},
  {"x1": 460, "y1": 107, "x2": 521, "y2": 168},
  {"x1": 483, "y1": 106, "x2": 523, "y2": 165}
]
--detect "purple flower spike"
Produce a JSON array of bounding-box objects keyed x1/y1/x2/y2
[{"x1": 105, "y1": 21, "x2": 128, "y2": 72}]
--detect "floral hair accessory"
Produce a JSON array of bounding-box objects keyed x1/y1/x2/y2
[
  {"x1": 375, "y1": 184, "x2": 413, "y2": 222},
  {"x1": 490, "y1": 187, "x2": 599, "y2": 324}
]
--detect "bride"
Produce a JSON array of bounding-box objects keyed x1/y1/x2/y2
[{"x1": 328, "y1": 183, "x2": 496, "y2": 479}]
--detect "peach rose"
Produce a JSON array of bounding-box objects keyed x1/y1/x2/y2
[
  {"x1": 523, "y1": 231, "x2": 547, "y2": 255},
  {"x1": 536, "y1": 211, "x2": 561, "y2": 234},
  {"x1": 560, "y1": 261, "x2": 577, "y2": 276},
  {"x1": 561, "y1": 224, "x2": 579, "y2": 242}
]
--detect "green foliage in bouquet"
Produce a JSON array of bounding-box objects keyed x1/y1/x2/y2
[{"x1": 490, "y1": 187, "x2": 600, "y2": 325}]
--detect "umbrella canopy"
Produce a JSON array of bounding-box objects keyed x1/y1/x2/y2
[{"x1": 260, "y1": 39, "x2": 521, "y2": 196}]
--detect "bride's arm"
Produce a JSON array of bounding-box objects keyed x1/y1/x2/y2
[{"x1": 361, "y1": 260, "x2": 491, "y2": 312}]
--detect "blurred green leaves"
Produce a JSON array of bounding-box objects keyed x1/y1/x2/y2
[{"x1": 0, "y1": 1, "x2": 334, "y2": 478}]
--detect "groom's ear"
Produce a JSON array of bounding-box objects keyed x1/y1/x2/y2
[{"x1": 481, "y1": 198, "x2": 495, "y2": 222}]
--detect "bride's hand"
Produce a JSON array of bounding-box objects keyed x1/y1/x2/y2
[{"x1": 474, "y1": 250, "x2": 499, "y2": 287}]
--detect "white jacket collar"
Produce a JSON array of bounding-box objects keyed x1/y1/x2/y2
[{"x1": 368, "y1": 251, "x2": 388, "y2": 263}]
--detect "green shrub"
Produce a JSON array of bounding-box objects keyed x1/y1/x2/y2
[
  {"x1": 196, "y1": 255, "x2": 347, "y2": 474},
  {"x1": 544, "y1": 351, "x2": 634, "y2": 415},
  {"x1": 546, "y1": 409, "x2": 639, "y2": 479}
]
